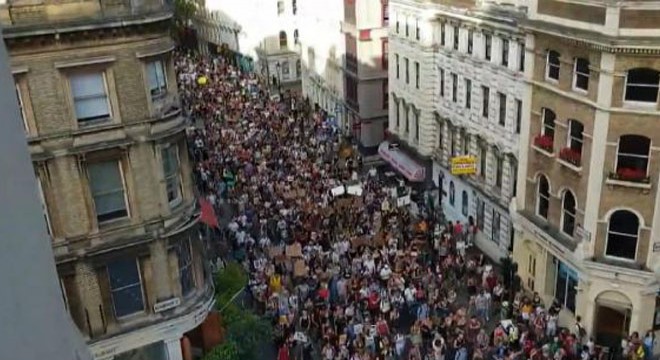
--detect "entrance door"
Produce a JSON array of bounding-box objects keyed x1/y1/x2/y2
[{"x1": 594, "y1": 291, "x2": 632, "y2": 350}]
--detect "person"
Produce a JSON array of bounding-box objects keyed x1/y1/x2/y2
[{"x1": 278, "y1": 341, "x2": 290, "y2": 360}]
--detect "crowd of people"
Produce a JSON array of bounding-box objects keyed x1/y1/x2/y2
[{"x1": 175, "y1": 50, "x2": 650, "y2": 360}]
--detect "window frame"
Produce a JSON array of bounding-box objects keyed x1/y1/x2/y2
[
  {"x1": 87, "y1": 159, "x2": 130, "y2": 224},
  {"x1": 484, "y1": 34, "x2": 492, "y2": 61},
  {"x1": 498, "y1": 92, "x2": 506, "y2": 126},
  {"x1": 467, "y1": 29, "x2": 473, "y2": 55},
  {"x1": 383, "y1": 80, "x2": 389, "y2": 110},
  {"x1": 395, "y1": 54, "x2": 400, "y2": 79},
  {"x1": 518, "y1": 41, "x2": 525, "y2": 72},
  {"x1": 415, "y1": 61, "x2": 420, "y2": 89},
  {"x1": 615, "y1": 135, "x2": 651, "y2": 175},
  {"x1": 495, "y1": 152, "x2": 503, "y2": 189},
  {"x1": 440, "y1": 23, "x2": 446, "y2": 46},
  {"x1": 560, "y1": 190, "x2": 577, "y2": 237},
  {"x1": 381, "y1": 39, "x2": 389, "y2": 70},
  {"x1": 461, "y1": 190, "x2": 469, "y2": 216},
  {"x1": 515, "y1": 99, "x2": 522, "y2": 134},
  {"x1": 451, "y1": 73, "x2": 458, "y2": 102},
  {"x1": 162, "y1": 144, "x2": 183, "y2": 207},
  {"x1": 415, "y1": 18, "x2": 420, "y2": 40},
  {"x1": 277, "y1": 0, "x2": 284, "y2": 15},
  {"x1": 14, "y1": 81, "x2": 29, "y2": 133},
  {"x1": 279, "y1": 31, "x2": 288, "y2": 49},
  {"x1": 572, "y1": 57, "x2": 590, "y2": 93},
  {"x1": 439, "y1": 68, "x2": 445, "y2": 97},
  {"x1": 501, "y1": 38, "x2": 509, "y2": 67},
  {"x1": 36, "y1": 176, "x2": 53, "y2": 236},
  {"x1": 545, "y1": 50, "x2": 561, "y2": 82},
  {"x1": 624, "y1": 68, "x2": 660, "y2": 105},
  {"x1": 177, "y1": 238, "x2": 196, "y2": 296},
  {"x1": 605, "y1": 210, "x2": 640, "y2": 261},
  {"x1": 541, "y1": 108, "x2": 556, "y2": 139},
  {"x1": 146, "y1": 59, "x2": 168, "y2": 99},
  {"x1": 465, "y1": 78, "x2": 472, "y2": 109},
  {"x1": 492, "y1": 209, "x2": 501, "y2": 244},
  {"x1": 482, "y1": 86, "x2": 490, "y2": 118},
  {"x1": 449, "y1": 181, "x2": 455, "y2": 206},
  {"x1": 536, "y1": 175, "x2": 550, "y2": 219},
  {"x1": 69, "y1": 71, "x2": 112, "y2": 124},
  {"x1": 453, "y1": 25, "x2": 459, "y2": 51},
  {"x1": 567, "y1": 119, "x2": 584, "y2": 154},
  {"x1": 405, "y1": 57, "x2": 409, "y2": 84},
  {"x1": 107, "y1": 258, "x2": 146, "y2": 319}
]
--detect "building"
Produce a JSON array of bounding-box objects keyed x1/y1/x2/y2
[
  {"x1": 513, "y1": 0, "x2": 660, "y2": 351},
  {"x1": 199, "y1": 0, "x2": 302, "y2": 91},
  {"x1": 0, "y1": 28, "x2": 92, "y2": 360},
  {"x1": 298, "y1": 0, "x2": 346, "y2": 131},
  {"x1": 342, "y1": 0, "x2": 390, "y2": 148},
  {"x1": 0, "y1": 0, "x2": 215, "y2": 359},
  {"x1": 388, "y1": 0, "x2": 526, "y2": 259}
]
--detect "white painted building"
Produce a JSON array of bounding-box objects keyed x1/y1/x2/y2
[
  {"x1": 297, "y1": 0, "x2": 347, "y2": 130},
  {"x1": 197, "y1": 0, "x2": 302, "y2": 88},
  {"x1": 389, "y1": 0, "x2": 527, "y2": 260}
]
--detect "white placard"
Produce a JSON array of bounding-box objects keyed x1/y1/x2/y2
[
  {"x1": 331, "y1": 186, "x2": 346, "y2": 197},
  {"x1": 346, "y1": 184, "x2": 363, "y2": 196},
  {"x1": 396, "y1": 195, "x2": 411, "y2": 207}
]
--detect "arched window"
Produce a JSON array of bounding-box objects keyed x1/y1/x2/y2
[
  {"x1": 537, "y1": 175, "x2": 550, "y2": 219},
  {"x1": 625, "y1": 68, "x2": 660, "y2": 103},
  {"x1": 546, "y1": 50, "x2": 560, "y2": 81},
  {"x1": 279, "y1": 31, "x2": 288, "y2": 49},
  {"x1": 615, "y1": 135, "x2": 650, "y2": 181},
  {"x1": 449, "y1": 181, "x2": 455, "y2": 206},
  {"x1": 606, "y1": 210, "x2": 640, "y2": 260},
  {"x1": 561, "y1": 191, "x2": 576, "y2": 236},
  {"x1": 541, "y1": 108, "x2": 556, "y2": 139},
  {"x1": 461, "y1": 190, "x2": 468, "y2": 216}
]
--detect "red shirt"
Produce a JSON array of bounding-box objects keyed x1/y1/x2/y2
[
  {"x1": 278, "y1": 346, "x2": 290, "y2": 360},
  {"x1": 318, "y1": 288, "x2": 329, "y2": 300}
]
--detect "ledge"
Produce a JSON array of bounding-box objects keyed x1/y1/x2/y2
[
  {"x1": 556, "y1": 158, "x2": 582, "y2": 173},
  {"x1": 605, "y1": 178, "x2": 652, "y2": 190},
  {"x1": 531, "y1": 144, "x2": 554, "y2": 158}
]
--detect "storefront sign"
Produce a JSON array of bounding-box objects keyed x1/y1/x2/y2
[
  {"x1": 451, "y1": 156, "x2": 477, "y2": 175},
  {"x1": 154, "y1": 297, "x2": 181, "y2": 313}
]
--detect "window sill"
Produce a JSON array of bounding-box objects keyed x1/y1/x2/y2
[
  {"x1": 531, "y1": 145, "x2": 554, "y2": 158},
  {"x1": 605, "y1": 178, "x2": 652, "y2": 190},
  {"x1": 622, "y1": 100, "x2": 658, "y2": 110},
  {"x1": 556, "y1": 158, "x2": 582, "y2": 173},
  {"x1": 78, "y1": 117, "x2": 113, "y2": 128},
  {"x1": 571, "y1": 86, "x2": 588, "y2": 95}
]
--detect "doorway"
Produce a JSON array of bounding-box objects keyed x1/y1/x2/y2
[{"x1": 594, "y1": 291, "x2": 632, "y2": 350}]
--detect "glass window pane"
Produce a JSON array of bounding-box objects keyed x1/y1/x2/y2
[
  {"x1": 74, "y1": 97, "x2": 110, "y2": 121},
  {"x1": 108, "y1": 259, "x2": 141, "y2": 289},
  {"x1": 606, "y1": 233, "x2": 637, "y2": 259},
  {"x1": 70, "y1": 73, "x2": 105, "y2": 98},
  {"x1": 112, "y1": 285, "x2": 144, "y2": 317},
  {"x1": 89, "y1": 162, "x2": 123, "y2": 194}
]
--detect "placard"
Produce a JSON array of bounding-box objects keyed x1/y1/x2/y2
[{"x1": 451, "y1": 155, "x2": 477, "y2": 175}]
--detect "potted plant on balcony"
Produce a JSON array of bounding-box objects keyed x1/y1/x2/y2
[
  {"x1": 533, "y1": 134, "x2": 554, "y2": 153},
  {"x1": 559, "y1": 148, "x2": 581, "y2": 167},
  {"x1": 609, "y1": 167, "x2": 650, "y2": 183}
]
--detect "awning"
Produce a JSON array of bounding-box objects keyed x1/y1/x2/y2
[{"x1": 378, "y1": 141, "x2": 426, "y2": 182}]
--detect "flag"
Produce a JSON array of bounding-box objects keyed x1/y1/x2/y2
[{"x1": 199, "y1": 197, "x2": 219, "y2": 228}]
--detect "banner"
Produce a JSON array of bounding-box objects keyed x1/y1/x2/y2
[{"x1": 451, "y1": 156, "x2": 477, "y2": 175}]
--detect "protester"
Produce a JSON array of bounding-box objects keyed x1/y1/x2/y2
[{"x1": 177, "y1": 50, "x2": 632, "y2": 360}]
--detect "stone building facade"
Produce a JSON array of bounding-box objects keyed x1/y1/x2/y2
[
  {"x1": 513, "y1": 0, "x2": 660, "y2": 352},
  {"x1": 0, "y1": 1, "x2": 213, "y2": 359},
  {"x1": 389, "y1": 0, "x2": 526, "y2": 260}
]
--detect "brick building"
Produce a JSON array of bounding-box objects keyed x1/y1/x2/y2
[
  {"x1": 0, "y1": 1, "x2": 214, "y2": 359},
  {"x1": 513, "y1": 0, "x2": 660, "y2": 352}
]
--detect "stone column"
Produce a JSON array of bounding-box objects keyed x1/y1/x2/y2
[
  {"x1": 165, "y1": 338, "x2": 184, "y2": 360},
  {"x1": 150, "y1": 238, "x2": 173, "y2": 301}
]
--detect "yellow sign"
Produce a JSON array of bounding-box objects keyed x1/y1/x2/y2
[{"x1": 451, "y1": 156, "x2": 477, "y2": 175}]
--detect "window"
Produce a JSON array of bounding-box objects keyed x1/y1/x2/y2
[
  {"x1": 382, "y1": 39, "x2": 389, "y2": 70},
  {"x1": 281, "y1": 61, "x2": 290, "y2": 76},
  {"x1": 624, "y1": 68, "x2": 660, "y2": 103},
  {"x1": 405, "y1": 106, "x2": 410, "y2": 133},
  {"x1": 440, "y1": 68, "x2": 445, "y2": 97},
  {"x1": 495, "y1": 153, "x2": 503, "y2": 188},
  {"x1": 462, "y1": 132, "x2": 469, "y2": 155},
  {"x1": 146, "y1": 60, "x2": 167, "y2": 99},
  {"x1": 70, "y1": 72, "x2": 110, "y2": 123},
  {"x1": 498, "y1": 92, "x2": 506, "y2": 126},
  {"x1": 479, "y1": 145, "x2": 487, "y2": 179},
  {"x1": 477, "y1": 199, "x2": 485, "y2": 230},
  {"x1": 441, "y1": 23, "x2": 446, "y2": 46},
  {"x1": 383, "y1": 80, "x2": 388, "y2": 109},
  {"x1": 515, "y1": 99, "x2": 522, "y2": 134},
  {"x1": 555, "y1": 261, "x2": 577, "y2": 313},
  {"x1": 292, "y1": 0, "x2": 297, "y2": 14},
  {"x1": 296, "y1": 59, "x2": 301, "y2": 78},
  {"x1": 178, "y1": 239, "x2": 195, "y2": 296},
  {"x1": 279, "y1": 31, "x2": 288, "y2": 48},
  {"x1": 414, "y1": 110, "x2": 420, "y2": 142},
  {"x1": 465, "y1": 78, "x2": 472, "y2": 109},
  {"x1": 546, "y1": 50, "x2": 560, "y2": 81},
  {"x1": 162, "y1": 145, "x2": 182, "y2": 206},
  {"x1": 107, "y1": 258, "x2": 145, "y2": 318},
  {"x1": 415, "y1": 18, "x2": 420, "y2": 40},
  {"x1": 511, "y1": 161, "x2": 518, "y2": 197},
  {"x1": 437, "y1": 118, "x2": 443, "y2": 150},
  {"x1": 382, "y1": 0, "x2": 389, "y2": 26},
  {"x1": 541, "y1": 108, "x2": 556, "y2": 139},
  {"x1": 395, "y1": 100, "x2": 400, "y2": 128},
  {"x1": 88, "y1": 160, "x2": 128, "y2": 223},
  {"x1": 294, "y1": 29, "x2": 299, "y2": 45},
  {"x1": 36, "y1": 177, "x2": 53, "y2": 236},
  {"x1": 462, "y1": 191, "x2": 469, "y2": 216},
  {"x1": 492, "y1": 210, "x2": 501, "y2": 243},
  {"x1": 453, "y1": 26, "x2": 459, "y2": 50},
  {"x1": 415, "y1": 61, "x2": 420, "y2": 89},
  {"x1": 567, "y1": 120, "x2": 584, "y2": 154},
  {"x1": 450, "y1": 128, "x2": 457, "y2": 156},
  {"x1": 501, "y1": 39, "x2": 509, "y2": 67},
  {"x1": 15, "y1": 81, "x2": 29, "y2": 133},
  {"x1": 467, "y1": 29, "x2": 473, "y2": 54},
  {"x1": 395, "y1": 54, "x2": 400, "y2": 79},
  {"x1": 573, "y1": 58, "x2": 589, "y2": 91},
  {"x1": 484, "y1": 34, "x2": 492, "y2": 61},
  {"x1": 518, "y1": 41, "x2": 525, "y2": 72},
  {"x1": 561, "y1": 191, "x2": 576, "y2": 236},
  {"x1": 405, "y1": 18, "x2": 409, "y2": 37},
  {"x1": 277, "y1": 0, "x2": 284, "y2": 15},
  {"x1": 451, "y1": 73, "x2": 458, "y2": 102},
  {"x1": 405, "y1": 58, "x2": 410, "y2": 84},
  {"x1": 616, "y1": 135, "x2": 651, "y2": 174},
  {"x1": 606, "y1": 210, "x2": 639, "y2": 260},
  {"x1": 449, "y1": 181, "x2": 455, "y2": 206},
  {"x1": 396, "y1": 17, "x2": 400, "y2": 33},
  {"x1": 482, "y1": 86, "x2": 490, "y2": 118},
  {"x1": 536, "y1": 175, "x2": 550, "y2": 219}
]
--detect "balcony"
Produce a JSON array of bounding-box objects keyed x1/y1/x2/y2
[{"x1": 0, "y1": 0, "x2": 172, "y2": 34}]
